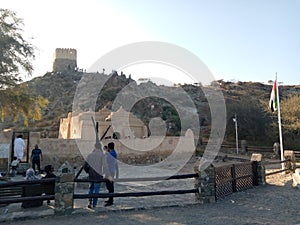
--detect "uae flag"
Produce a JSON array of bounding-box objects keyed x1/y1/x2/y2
[{"x1": 269, "y1": 80, "x2": 277, "y2": 112}]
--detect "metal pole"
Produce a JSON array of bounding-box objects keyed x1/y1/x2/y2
[
  {"x1": 233, "y1": 114, "x2": 239, "y2": 154},
  {"x1": 275, "y1": 74, "x2": 285, "y2": 171}
]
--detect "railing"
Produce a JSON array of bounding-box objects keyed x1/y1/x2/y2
[
  {"x1": 73, "y1": 173, "x2": 199, "y2": 200},
  {"x1": 0, "y1": 174, "x2": 199, "y2": 206},
  {"x1": 0, "y1": 178, "x2": 55, "y2": 205},
  {"x1": 264, "y1": 159, "x2": 292, "y2": 176},
  {"x1": 205, "y1": 141, "x2": 274, "y2": 153},
  {"x1": 293, "y1": 151, "x2": 300, "y2": 160}
]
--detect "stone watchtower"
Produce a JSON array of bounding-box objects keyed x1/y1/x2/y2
[{"x1": 53, "y1": 48, "x2": 77, "y2": 72}]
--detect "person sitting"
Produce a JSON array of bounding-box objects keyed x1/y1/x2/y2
[
  {"x1": 42, "y1": 165, "x2": 56, "y2": 205},
  {"x1": 25, "y1": 168, "x2": 39, "y2": 181},
  {"x1": 10, "y1": 157, "x2": 19, "y2": 177},
  {"x1": 21, "y1": 168, "x2": 43, "y2": 208}
]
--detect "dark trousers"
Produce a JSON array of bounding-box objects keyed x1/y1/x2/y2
[
  {"x1": 105, "y1": 180, "x2": 114, "y2": 203},
  {"x1": 32, "y1": 159, "x2": 41, "y2": 172}
]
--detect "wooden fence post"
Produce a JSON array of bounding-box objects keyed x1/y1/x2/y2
[{"x1": 231, "y1": 165, "x2": 237, "y2": 192}]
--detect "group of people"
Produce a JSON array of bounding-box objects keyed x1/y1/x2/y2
[
  {"x1": 12, "y1": 134, "x2": 43, "y2": 176},
  {"x1": 22, "y1": 164, "x2": 56, "y2": 208},
  {"x1": 84, "y1": 141, "x2": 118, "y2": 208},
  {"x1": 13, "y1": 135, "x2": 119, "y2": 209}
]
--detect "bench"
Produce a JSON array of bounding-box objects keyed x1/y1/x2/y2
[
  {"x1": 0, "y1": 179, "x2": 55, "y2": 207},
  {"x1": 22, "y1": 181, "x2": 55, "y2": 208},
  {"x1": 0, "y1": 185, "x2": 23, "y2": 207}
]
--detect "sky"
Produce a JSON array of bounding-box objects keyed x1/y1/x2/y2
[{"x1": 1, "y1": 0, "x2": 300, "y2": 85}]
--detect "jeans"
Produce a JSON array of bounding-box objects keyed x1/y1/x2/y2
[{"x1": 88, "y1": 182, "x2": 101, "y2": 207}]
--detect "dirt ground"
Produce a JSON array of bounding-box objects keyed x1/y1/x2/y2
[{"x1": 3, "y1": 167, "x2": 300, "y2": 225}]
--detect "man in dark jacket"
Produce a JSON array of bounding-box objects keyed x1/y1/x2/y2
[
  {"x1": 31, "y1": 144, "x2": 43, "y2": 173},
  {"x1": 84, "y1": 142, "x2": 107, "y2": 208}
]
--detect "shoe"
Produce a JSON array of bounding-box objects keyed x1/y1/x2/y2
[
  {"x1": 104, "y1": 200, "x2": 109, "y2": 203},
  {"x1": 104, "y1": 202, "x2": 113, "y2": 207},
  {"x1": 47, "y1": 200, "x2": 50, "y2": 205},
  {"x1": 88, "y1": 204, "x2": 93, "y2": 209}
]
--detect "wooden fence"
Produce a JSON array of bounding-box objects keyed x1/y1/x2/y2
[
  {"x1": 3, "y1": 151, "x2": 297, "y2": 214},
  {"x1": 74, "y1": 174, "x2": 198, "y2": 200},
  {"x1": 0, "y1": 178, "x2": 55, "y2": 205}
]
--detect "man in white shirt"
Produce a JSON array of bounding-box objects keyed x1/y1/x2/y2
[{"x1": 14, "y1": 135, "x2": 25, "y2": 161}]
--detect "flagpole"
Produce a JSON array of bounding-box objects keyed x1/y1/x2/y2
[{"x1": 275, "y1": 73, "x2": 284, "y2": 171}]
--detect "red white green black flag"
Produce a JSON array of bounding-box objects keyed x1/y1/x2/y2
[
  {"x1": 269, "y1": 75, "x2": 284, "y2": 170},
  {"x1": 269, "y1": 80, "x2": 277, "y2": 112}
]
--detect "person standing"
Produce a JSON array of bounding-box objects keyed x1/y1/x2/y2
[
  {"x1": 104, "y1": 142, "x2": 119, "y2": 207},
  {"x1": 31, "y1": 144, "x2": 43, "y2": 173},
  {"x1": 83, "y1": 142, "x2": 107, "y2": 208},
  {"x1": 14, "y1": 134, "x2": 25, "y2": 161}
]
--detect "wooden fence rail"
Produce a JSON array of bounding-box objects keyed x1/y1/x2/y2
[
  {"x1": 73, "y1": 173, "x2": 199, "y2": 200},
  {"x1": 264, "y1": 159, "x2": 293, "y2": 176},
  {"x1": 0, "y1": 178, "x2": 55, "y2": 205},
  {"x1": 0, "y1": 174, "x2": 199, "y2": 205},
  {"x1": 74, "y1": 173, "x2": 198, "y2": 183}
]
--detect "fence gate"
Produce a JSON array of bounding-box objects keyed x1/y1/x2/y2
[{"x1": 215, "y1": 162, "x2": 258, "y2": 199}]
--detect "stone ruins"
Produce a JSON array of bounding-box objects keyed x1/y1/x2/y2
[
  {"x1": 53, "y1": 48, "x2": 77, "y2": 72},
  {"x1": 59, "y1": 107, "x2": 148, "y2": 140}
]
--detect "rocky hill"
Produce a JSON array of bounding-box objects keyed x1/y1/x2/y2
[{"x1": 3, "y1": 71, "x2": 300, "y2": 148}]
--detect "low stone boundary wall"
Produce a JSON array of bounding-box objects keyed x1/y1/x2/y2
[
  {"x1": 0, "y1": 131, "x2": 195, "y2": 172},
  {"x1": 194, "y1": 156, "x2": 265, "y2": 203}
]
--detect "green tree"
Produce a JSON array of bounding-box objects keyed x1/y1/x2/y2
[
  {"x1": 280, "y1": 94, "x2": 300, "y2": 149},
  {"x1": 226, "y1": 96, "x2": 273, "y2": 145},
  {"x1": 0, "y1": 9, "x2": 48, "y2": 126},
  {"x1": 0, "y1": 9, "x2": 34, "y2": 87}
]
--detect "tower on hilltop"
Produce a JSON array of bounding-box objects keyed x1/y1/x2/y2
[{"x1": 53, "y1": 48, "x2": 77, "y2": 72}]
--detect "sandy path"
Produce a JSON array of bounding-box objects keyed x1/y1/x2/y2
[{"x1": 4, "y1": 169, "x2": 300, "y2": 225}]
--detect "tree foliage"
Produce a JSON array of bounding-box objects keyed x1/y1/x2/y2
[
  {"x1": 281, "y1": 94, "x2": 300, "y2": 131},
  {"x1": 0, "y1": 9, "x2": 47, "y2": 127},
  {"x1": 280, "y1": 94, "x2": 300, "y2": 149},
  {"x1": 225, "y1": 96, "x2": 273, "y2": 145},
  {"x1": 0, "y1": 84, "x2": 49, "y2": 126},
  {"x1": 0, "y1": 9, "x2": 35, "y2": 88}
]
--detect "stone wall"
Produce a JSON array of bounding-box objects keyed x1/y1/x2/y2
[
  {"x1": 0, "y1": 130, "x2": 195, "y2": 171},
  {"x1": 54, "y1": 48, "x2": 77, "y2": 60},
  {"x1": 53, "y1": 48, "x2": 77, "y2": 72},
  {"x1": 59, "y1": 108, "x2": 148, "y2": 140}
]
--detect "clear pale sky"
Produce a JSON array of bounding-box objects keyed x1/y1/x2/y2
[{"x1": 1, "y1": 0, "x2": 300, "y2": 85}]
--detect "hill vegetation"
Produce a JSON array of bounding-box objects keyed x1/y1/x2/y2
[{"x1": 2, "y1": 71, "x2": 300, "y2": 149}]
